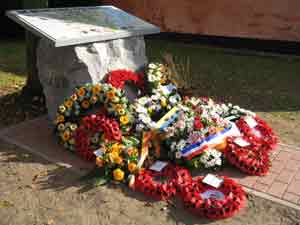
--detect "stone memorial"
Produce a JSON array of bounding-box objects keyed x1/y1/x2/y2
[{"x1": 7, "y1": 6, "x2": 160, "y2": 120}]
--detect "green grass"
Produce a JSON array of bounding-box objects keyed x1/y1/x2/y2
[
  {"x1": 146, "y1": 39, "x2": 300, "y2": 113},
  {"x1": 0, "y1": 39, "x2": 27, "y2": 93}
]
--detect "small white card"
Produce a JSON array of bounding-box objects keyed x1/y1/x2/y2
[
  {"x1": 93, "y1": 149, "x2": 104, "y2": 157},
  {"x1": 200, "y1": 190, "x2": 225, "y2": 200},
  {"x1": 234, "y1": 137, "x2": 251, "y2": 147},
  {"x1": 244, "y1": 116, "x2": 258, "y2": 128},
  {"x1": 149, "y1": 161, "x2": 168, "y2": 172},
  {"x1": 202, "y1": 174, "x2": 224, "y2": 188}
]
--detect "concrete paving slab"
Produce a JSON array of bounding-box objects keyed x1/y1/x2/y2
[{"x1": 0, "y1": 116, "x2": 93, "y2": 175}]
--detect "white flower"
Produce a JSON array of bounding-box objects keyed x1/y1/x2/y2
[
  {"x1": 148, "y1": 74, "x2": 157, "y2": 82},
  {"x1": 148, "y1": 63, "x2": 156, "y2": 69},
  {"x1": 136, "y1": 105, "x2": 147, "y2": 114},
  {"x1": 137, "y1": 97, "x2": 148, "y2": 105},
  {"x1": 151, "y1": 94, "x2": 161, "y2": 101}
]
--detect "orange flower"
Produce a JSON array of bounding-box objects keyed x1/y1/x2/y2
[
  {"x1": 77, "y1": 87, "x2": 86, "y2": 97},
  {"x1": 55, "y1": 115, "x2": 65, "y2": 124},
  {"x1": 81, "y1": 100, "x2": 90, "y2": 109},
  {"x1": 128, "y1": 162, "x2": 137, "y2": 173},
  {"x1": 106, "y1": 90, "x2": 115, "y2": 100},
  {"x1": 95, "y1": 157, "x2": 105, "y2": 167},
  {"x1": 92, "y1": 84, "x2": 102, "y2": 94},
  {"x1": 62, "y1": 130, "x2": 71, "y2": 141},
  {"x1": 114, "y1": 156, "x2": 123, "y2": 165},
  {"x1": 114, "y1": 104, "x2": 123, "y2": 111},
  {"x1": 64, "y1": 100, "x2": 73, "y2": 108}
]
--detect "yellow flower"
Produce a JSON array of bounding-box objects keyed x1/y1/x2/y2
[
  {"x1": 160, "y1": 99, "x2": 167, "y2": 107},
  {"x1": 113, "y1": 168, "x2": 125, "y2": 181},
  {"x1": 114, "y1": 156, "x2": 123, "y2": 165},
  {"x1": 92, "y1": 84, "x2": 102, "y2": 94},
  {"x1": 77, "y1": 87, "x2": 86, "y2": 97},
  {"x1": 64, "y1": 100, "x2": 73, "y2": 108},
  {"x1": 90, "y1": 96, "x2": 98, "y2": 104},
  {"x1": 71, "y1": 94, "x2": 78, "y2": 101},
  {"x1": 120, "y1": 115, "x2": 129, "y2": 125},
  {"x1": 62, "y1": 130, "x2": 71, "y2": 141},
  {"x1": 106, "y1": 90, "x2": 115, "y2": 100},
  {"x1": 128, "y1": 162, "x2": 137, "y2": 173},
  {"x1": 111, "y1": 143, "x2": 122, "y2": 153},
  {"x1": 147, "y1": 108, "x2": 153, "y2": 114},
  {"x1": 109, "y1": 151, "x2": 119, "y2": 162},
  {"x1": 95, "y1": 157, "x2": 105, "y2": 167},
  {"x1": 160, "y1": 77, "x2": 167, "y2": 84},
  {"x1": 81, "y1": 100, "x2": 90, "y2": 109},
  {"x1": 55, "y1": 115, "x2": 65, "y2": 124},
  {"x1": 117, "y1": 108, "x2": 125, "y2": 115},
  {"x1": 114, "y1": 104, "x2": 123, "y2": 111}
]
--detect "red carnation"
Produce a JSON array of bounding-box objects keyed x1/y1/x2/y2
[
  {"x1": 194, "y1": 116, "x2": 204, "y2": 130},
  {"x1": 106, "y1": 69, "x2": 144, "y2": 90},
  {"x1": 74, "y1": 113, "x2": 122, "y2": 161}
]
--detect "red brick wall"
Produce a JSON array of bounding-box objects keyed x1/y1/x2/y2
[{"x1": 103, "y1": 0, "x2": 300, "y2": 42}]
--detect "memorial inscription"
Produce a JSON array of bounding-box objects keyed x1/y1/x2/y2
[{"x1": 7, "y1": 6, "x2": 160, "y2": 47}]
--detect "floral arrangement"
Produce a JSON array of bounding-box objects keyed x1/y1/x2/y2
[
  {"x1": 94, "y1": 136, "x2": 140, "y2": 182},
  {"x1": 133, "y1": 164, "x2": 192, "y2": 200},
  {"x1": 181, "y1": 176, "x2": 246, "y2": 219},
  {"x1": 54, "y1": 83, "x2": 134, "y2": 151},
  {"x1": 163, "y1": 99, "x2": 230, "y2": 163},
  {"x1": 225, "y1": 136, "x2": 270, "y2": 176},
  {"x1": 106, "y1": 69, "x2": 145, "y2": 90},
  {"x1": 236, "y1": 116, "x2": 278, "y2": 151},
  {"x1": 74, "y1": 113, "x2": 122, "y2": 161},
  {"x1": 52, "y1": 63, "x2": 279, "y2": 220},
  {"x1": 187, "y1": 148, "x2": 223, "y2": 170}
]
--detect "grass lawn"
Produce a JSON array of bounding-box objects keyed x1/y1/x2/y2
[{"x1": 0, "y1": 38, "x2": 299, "y2": 145}]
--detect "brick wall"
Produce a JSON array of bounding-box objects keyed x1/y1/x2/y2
[{"x1": 103, "y1": 0, "x2": 300, "y2": 42}]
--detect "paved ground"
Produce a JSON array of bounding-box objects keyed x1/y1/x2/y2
[
  {"x1": 214, "y1": 144, "x2": 300, "y2": 208},
  {"x1": 1, "y1": 140, "x2": 300, "y2": 225}
]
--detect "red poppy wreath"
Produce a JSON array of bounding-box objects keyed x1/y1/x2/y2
[
  {"x1": 236, "y1": 116, "x2": 278, "y2": 152},
  {"x1": 74, "y1": 114, "x2": 122, "y2": 161},
  {"x1": 133, "y1": 165, "x2": 192, "y2": 200},
  {"x1": 106, "y1": 69, "x2": 145, "y2": 90},
  {"x1": 224, "y1": 136, "x2": 270, "y2": 176},
  {"x1": 181, "y1": 176, "x2": 246, "y2": 219}
]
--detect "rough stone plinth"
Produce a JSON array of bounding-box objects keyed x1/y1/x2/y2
[{"x1": 37, "y1": 36, "x2": 147, "y2": 120}]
